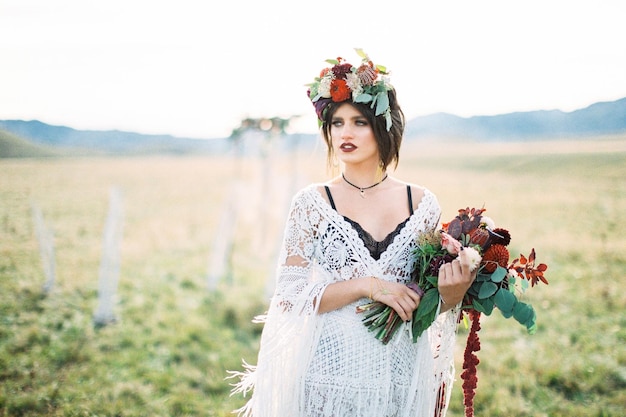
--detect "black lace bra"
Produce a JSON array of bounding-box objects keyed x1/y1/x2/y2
[{"x1": 324, "y1": 185, "x2": 414, "y2": 260}]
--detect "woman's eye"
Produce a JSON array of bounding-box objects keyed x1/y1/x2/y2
[
  {"x1": 355, "y1": 119, "x2": 368, "y2": 126},
  {"x1": 331, "y1": 120, "x2": 343, "y2": 126}
]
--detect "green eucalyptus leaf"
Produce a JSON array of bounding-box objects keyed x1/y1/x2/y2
[
  {"x1": 491, "y1": 266, "x2": 507, "y2": 283},
  {"x1": 509, "y1": 278, "x2": 517, "y2": 293},
  {"x1": 520, "y1": 279, "x2": 529, "y2": 292},
  {"x1": 478, "y1": 281, "x2": 498, "y2": 299},
  {"x1": 472, "y1": 298, "x2": 495, "y2": 315},
  {"x1": 354, "y1": 93, "x2": 373, "y2": 103},
  {"x1": 466, "y1": 283, "x2": 480, "y2": 297},
  {"x1": 526, "y1": 313, "x2": 538, "y2": 334},
  {"x1": 476, "y1": 273, "x2": 491, "y2": 282},
  {"x1": 375, "y1": 92, "x2": 389, "y2": 116},
  {"x1": 369, "y1": 93, "x2": 378, "y2": 109},
  {"x1": 472, "y1": 298, "x2": 486, "y2": 313},
  {"x1": 513, "y1": 302, "x2": 534, "y2": 324},
  {"x1": 481, "y1": 297, "x2": 495, "y2": 315},
  {"x1": 494, "y1": 288, "x2": 516, "y2": 313},
  {"x1": 309, "y1": 84, "x2": 320, "y2": 97}
]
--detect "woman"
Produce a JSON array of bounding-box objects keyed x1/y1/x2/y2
[{"x1": 230, "y1": 50, "x2": 476, "y2": 417}]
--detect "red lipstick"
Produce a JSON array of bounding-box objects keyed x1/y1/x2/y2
[{"x1": 339, "y1": 142, "x2": 357, "y2": 152}]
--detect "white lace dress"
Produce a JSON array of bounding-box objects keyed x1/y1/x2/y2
[{"x1": 230, "y1": 184, "x2": 459, "y2": 417}]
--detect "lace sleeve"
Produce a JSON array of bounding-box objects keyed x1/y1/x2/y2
[
  {"x1": 273, "y1": 189, "x2": 330, "y2": 315},
  {"x1": 229, "y1": 188, "x2": 332, "y2": 417}
]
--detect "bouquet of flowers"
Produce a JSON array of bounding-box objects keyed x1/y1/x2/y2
[{"x1": 356, "y1": 206, "x2": 548, "y2": 417}]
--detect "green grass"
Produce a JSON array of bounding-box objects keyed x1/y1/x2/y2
[
  {"x1": 0, "y1": 129, "x2": 59, "y2": 158},
  {"x1": 1, "y1": 138, "x2": 625, "y2": 416}
]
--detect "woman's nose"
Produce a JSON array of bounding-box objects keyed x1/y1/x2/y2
[{"x1": 340, "y1": 124, "x2": 353, "y2": 139}]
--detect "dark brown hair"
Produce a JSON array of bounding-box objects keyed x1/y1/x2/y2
[{"x1": 320, "y1": 88, "x2": 405, "y2": 171}]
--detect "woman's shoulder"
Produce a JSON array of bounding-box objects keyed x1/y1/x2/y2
[
  {"x1": 294, "y1": 182, "x2": 325, "y2": 196},
  {"x1": 394, "y1": 179, "x2": 439, "y2": 213},
  {"x1": 394, "y1": 179, "x2": 436, "y2": 198},
  {"x1": 289, "y1": 183, "x2": 328, "y2": 205}
]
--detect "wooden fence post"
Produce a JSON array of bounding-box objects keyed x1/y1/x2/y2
[
  {"x1": 207, "y1": 184, "x2": 239, "y2": 291},
  {"x1": 93, "y1": 187, "x2": 124, "y2": 327},
  {"x1": 31, "y1": 202, "x2": 56, "y2": 294}
]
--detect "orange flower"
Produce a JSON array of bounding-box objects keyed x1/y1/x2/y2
[
  {"x1": 481, "y1": 244, "x2": 509, "y2": 273},
  {"x1": 330, "y1": 79, "x2": 351, "y2": 102},
  {"x1": 511, "y1": 248, "x2": 549, "y2": 286}
]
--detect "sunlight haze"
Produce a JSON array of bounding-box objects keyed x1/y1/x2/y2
[{"x1": 1, "y1": 0, "x2": 625, "y2": 139}]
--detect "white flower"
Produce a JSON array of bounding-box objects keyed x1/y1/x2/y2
[
  {"x1": 461, "y1": 247, "x2": 482, "y2": 272},
  {"x1": 481, "y1": 216, "x2": 496, "y2": 230},
  {"x1": 317, "y1": 75, "x2": 333, "y2": 98},
  {"x1": 345, "y1": 72, "x2": 363, "y2": 97}
]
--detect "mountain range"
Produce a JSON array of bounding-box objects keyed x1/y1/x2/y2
[
  {"x1": 405, "y1": 97, "x2": 626, "y2": 140},
  {"x1": 1, "y1": 97, "x2": 625, "y2": 157}
]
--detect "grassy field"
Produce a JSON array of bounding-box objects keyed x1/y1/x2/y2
[{"x1": 1, "y1": 136, "x2": 625, "y2": 416}]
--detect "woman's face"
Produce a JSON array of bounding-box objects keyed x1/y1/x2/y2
[{"x1": 330, "y1": 103, "x2": 380, "y2": 167}]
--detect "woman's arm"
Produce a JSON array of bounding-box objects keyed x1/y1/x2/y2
[{"x1": 318, "y1": 277, "x2": 422, "y2": 322}]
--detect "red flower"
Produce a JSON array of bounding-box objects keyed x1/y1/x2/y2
[
  {"x1": 510, "y1": 248, "x2": 549, "y2": 286},
  {"x1": 330, "y1": 79, "x2": 351, "y2": 102},
  {"x1": 461, "y1": 310, "x2": 482, "y2": 417},
  {"x1": 331, "y1": 62, "x2": 352, "y2": 79},
  {"x1": 490, "y1": 228, "x2": 511, "y2": 246},
  {"x1": 481, "y1": 244, "x2": 510, "y2": 273}
]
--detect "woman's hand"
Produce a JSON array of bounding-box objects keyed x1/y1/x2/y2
[
  {"x1": 371, "y1": 278, "x2": 422, "y2": 322},
  {"x1": 438, "y1": 249, "x2": 478, "y2": 311}
]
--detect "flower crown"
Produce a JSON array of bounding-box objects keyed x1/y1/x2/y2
[{"x1": 307, "y1": 48, "x2": 394, "y2": 131}]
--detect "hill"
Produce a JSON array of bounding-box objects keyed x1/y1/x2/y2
[
  {"x1": 405, "y1": 97, "x2": 626, "y2": 140},
  {"x1": 0, "y1": 129, "x2": 59, "y2": 158},
  {"x1": 1, "y1": 97, "x2": 625, "y2": 156},
  {"x1": 0, "y1": 120, "x2": 230, "y2": 156}
]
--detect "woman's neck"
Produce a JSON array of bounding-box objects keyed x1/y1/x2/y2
[{"x1": 341, "y1": 165, "x2": 387, "y2": 189}]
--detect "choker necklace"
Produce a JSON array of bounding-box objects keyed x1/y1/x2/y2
[{"x1": 342, "y1": 173, "x2": 388, "y2": 198}]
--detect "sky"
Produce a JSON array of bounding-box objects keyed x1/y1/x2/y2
[{"x1": 1, "y1": 0, "x2": 625, "y2": 139}]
